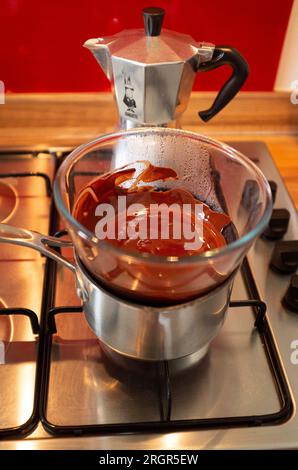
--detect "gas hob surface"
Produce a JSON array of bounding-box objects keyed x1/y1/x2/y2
[{"x1": 0, "y1": 142, "x2": 297, "y2": 450}]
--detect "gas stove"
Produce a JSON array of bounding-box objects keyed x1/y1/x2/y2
[{"x1": 0, "y1": 141, "x2": 297, "y2": 450}]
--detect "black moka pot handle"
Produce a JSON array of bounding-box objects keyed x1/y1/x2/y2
[{"x1": 198, "y1": 46, "x2": 249, "y2": 122}]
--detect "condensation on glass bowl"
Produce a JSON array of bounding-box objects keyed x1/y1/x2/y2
[
  {"x1": 110, "y1": 131, "x2": 240, "y2": 213},
  {"x1": 0, "y1": 181, "x2": 18, "y2": 223},
  {"x1": 0, "y1": 298, "x2": 14, "y2": 356}
]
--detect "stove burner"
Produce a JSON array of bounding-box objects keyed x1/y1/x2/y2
[{"x1": 0, "y1": 181, "x2": 18, "y2": 223}]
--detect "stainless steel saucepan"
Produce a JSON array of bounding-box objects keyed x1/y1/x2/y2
[{"x1": 0, "y1": 223, "x2": 237, "y2": 361}]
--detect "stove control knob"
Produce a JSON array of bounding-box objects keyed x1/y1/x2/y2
[
  {"x1": 283, "y1": 274, "x2": 298, "y2": 312},
  {"x1": 268, "y1": 180, "x2": 277, "y2": 204},
  {"x1": 263, "y1": 208, "x2": 290, "y2": 240},
  {"x1": 270, "y1": 240, "x2": 298, "y2": 274}
]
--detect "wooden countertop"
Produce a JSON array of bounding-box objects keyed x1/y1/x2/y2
[{"x1": 0, "y1": 91, "x2": 297, "y2": 207}]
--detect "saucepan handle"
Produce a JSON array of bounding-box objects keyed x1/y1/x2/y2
[{"x1": 0, "y1": 223, "x2": 76, "y2": 273}]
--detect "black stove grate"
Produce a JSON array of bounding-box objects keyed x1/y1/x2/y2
[
  {"x1": 39, "y1": 296, "x2": 292, "y2": 436},
  {"x1": 0, "y1": 162, "x2": 55, "y2": 438},
  {"x1": 0, "y1": 172, "x2": 52, "y2": 197},
  {"x1": 0, "y1": 309, "x2": 40, "y2": 438}
]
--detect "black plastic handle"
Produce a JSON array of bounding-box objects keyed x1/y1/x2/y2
[
  {"x1": 143, "y1": 7, "x2": 165, "y2": 36},
  {"x1": 198, "y1": 46, "x2": 249, "y2": 122}
]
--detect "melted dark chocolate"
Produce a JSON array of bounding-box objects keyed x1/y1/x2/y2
[{"x1": 73, "y1": 161, "x2": 231, "y2": 257}]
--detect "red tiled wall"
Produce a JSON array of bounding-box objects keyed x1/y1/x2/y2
[{"x1": 0, "y1": 0, "x2": 293, "y2": 92}]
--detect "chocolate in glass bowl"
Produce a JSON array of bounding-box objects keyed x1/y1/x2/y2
[{"x1": 73, "y1": 161, "x2": 234, "y2": 305}]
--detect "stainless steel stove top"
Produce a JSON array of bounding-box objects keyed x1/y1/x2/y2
[{"x1": 0, "y1": 142, "x2": 297, "y2": 450}]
